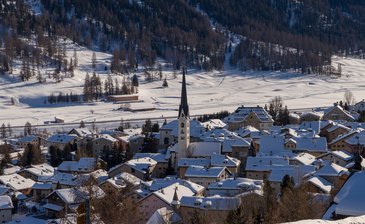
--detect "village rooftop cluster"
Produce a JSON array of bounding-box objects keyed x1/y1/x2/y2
[{"x1": 0, "y1": 72, "x2": 365, "y2": 223}]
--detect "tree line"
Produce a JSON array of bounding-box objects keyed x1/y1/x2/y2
[{"x1": 0, "y1": 0, "x2": 226, "y2": 74}]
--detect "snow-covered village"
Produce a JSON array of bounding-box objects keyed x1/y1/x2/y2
[{"x1": 2, "y1": 0, "x2": 365, "y2": 224}]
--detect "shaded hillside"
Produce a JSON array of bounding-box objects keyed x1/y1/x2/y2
[
  {"x1": 2, "y1": 0, "x2": 365, "y2": 75},
  {"x1": 192, "y1": 0, "x2": 365, "y2": 72}
]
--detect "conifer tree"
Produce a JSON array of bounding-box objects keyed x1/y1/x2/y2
[
  {"x1": 280, "y1": 174, "x2": 295, "y2": 197},
  {"x1": 0, "y1": 124, "x2": 6, "y2": 138},
  {"x1": 92, "y1": 52, "x2": 97, "y2": 68},
  {"x1": 24, "y1": 121, "x2": 32, "y2": 136},
  {"x1": 115, "y1": 78, "x2": 120, "y2": 95},
  {"x1": 79, "y1": 120, "x2": 85, "y2": 128},
  {"x1": 7, "y1": 124, "x2": 12, "y2": 137},
  {"x1": 74, "y1": 49, "x2": 78, "y2": 67},
  {"x1": 132, "y1": 74, "x2": 139, "y2": 87},
  {"x1": 162, "y1": 78, "x2": 168, "y2": 87},
  {"x1": 83, "y1": 73, "x2": 91, "y2": 101}
]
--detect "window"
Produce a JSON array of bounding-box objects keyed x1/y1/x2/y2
[
  {"x1": 164, "y1": 137, "x2": 169, "y2": 145},
  {"x1": 181, "y1": 122, "x2": 185, "y2": 128}
]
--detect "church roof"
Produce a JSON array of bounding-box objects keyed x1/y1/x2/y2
[{"x1": 178, "y1": 68, "x2": 189, "y2": 118}]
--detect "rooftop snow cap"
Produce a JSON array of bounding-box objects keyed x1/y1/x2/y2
[{"x1": 178, "y1": 67, "x2": 189, "y2": 118}]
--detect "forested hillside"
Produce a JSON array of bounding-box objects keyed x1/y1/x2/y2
[
  {"x1": 193, "y1": 0, "x2": 365, "y2": 72},
  {"x1": 1, "y1": 0, "x2": 365, "y2": 76}
]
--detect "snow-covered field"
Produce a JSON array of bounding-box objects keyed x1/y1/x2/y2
[
  {"x1": 283, "y1": 215, "x2": 365, "y2": 224},
  {"x1": 1, "y1": 39, "x2": 365, "y2": 127}
]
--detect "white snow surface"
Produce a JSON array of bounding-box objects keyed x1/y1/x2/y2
[
  {"x1": 1, "y1": 37, "x2": 365, "y2": 127},
  {"x1": 283, "y1": 215, "x2": 365, "y2": 223}
]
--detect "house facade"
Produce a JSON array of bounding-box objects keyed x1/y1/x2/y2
[{"x1": 225, "y1": 106, "x2": 274, "y2": 131}]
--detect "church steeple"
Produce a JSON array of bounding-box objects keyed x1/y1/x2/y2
[
  {"x1": 177, "y1": 67, "x2": 190, "y2": 160},
  {"x1": 178, "y1": 68, "x2": 189, "y2": 118}
]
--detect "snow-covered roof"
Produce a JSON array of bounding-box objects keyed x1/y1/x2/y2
[
  {"x1": 17, "y1": 135, "x2": 38, "y2": 143},
  {"x1": 148, "y1": 177, "x2": 204, "y2": 194},
  {"x1": 316, "y1": 163, "x2": 348, "y2": 177},
  {"x1": 53, "y1": 188, "x2": 82, "y2": 204},
  {"x1": 210, "y1": 154, "x2": 240, "y2": 167},
  {"x1": 3, "y1": 166, "x2": 21, "y2": 175},
  {"x1": 32, "y1": 183, "x2": 53, "y2": 190},
  {"x1": 300, "y1": 111, "x2": 322, "y2": 119},
  {"x1": 245, "y1": 156, "x2": 290, "y2": 171},
  {"x1": 327, "y1": 123, "x2": 351, "y2": 133},
  {"x1": 47, "y1": 134, "x2": 78, "y2": 144},
  {"x1": 200, "y1": 128, "x2": 238, "y2": 141},
  {"x1": 152, "y1": 183, "x2": 195, "y2": 205},
  {"x1": 134, "y1": 153, "x2": 168, "y2": 163},
  {"x1": 319, "y1": 150, "x2": 353, "y2": 162},
  {"x1": 0, "y1": 195, "x2": 13, "y2": 210},
  {"x1": 146, "y1": 207, "x2": 182, "y2": 224},
  {"x1": 268, "y1": 165, "x2": 296, "y2": 183},
  {"x1": 93, "y1": 134, "x2": 118, "y2": 143},
  {"x1": 108, "y1": 172, "x2": 142, "y2": 187},
  {"x1": 202, "y1": 119, "x2": 226, "y2": 129},
  {"x1": 177, "y1": 158, "x2": 210, "y2": 168},
  {"x1": 343, "y1": 122, "x2": 365, "y2": 130},
  {"x1": 268, "y1": 165, "x2": 315, "y2": 184},
  {"x1": 224, "y1": 106, "x2": 274, "y2": 124},
  {"x1": 57, "y1": 158, "x2": 96, "y2": 173},
  {"x1": 307, "y1": 176, "x2": 332, "y2": 194},
  {"x1": 293, "y1": 136, "x2": 328, "y2": 152},
  {"x1": 344, "y1": 130, "x2": 365, "y2": 145},
  {"x1": 43, "y1": 202, "x2": 63, "y2": 212},
  {"x1": 104, "y1": 178, "x2": 126, "y2": 189},
  {"x1": 52, "y1": 186, "x2": 105, "y2": 205},
  {"x1": 90, "y1": 169, "x2": 109, "y2": 184},
  {"x1": 334, "y1": 171, "x2": 365, "y2": 216},
  {"x1": 68, "y1": 128, "x2": 92, "y2": 137},
  {"x1": 47, "y1": 172, "x2": 88, "y2": 186},
  {"x1": 185, "y1": 166, "x2": 228, "y2": 178},
  {"x1": 324, "y1": 105, "x2": 356, "y2": 121},
  {"x1": 236, "y1": 126, "x2": 260, "y2": 138},
  {"x1": 0, "y1": 186, "x2": 10, "y2": 196},
  {"x1": 117, "y1": 128, "x2": 144, "y2": 142},
  {"x1": 160, "y1": 119, "x2": 204, "y2": 138},
  {"x1": 329, "y1": 129, "x2": 361, "y2": 144},
  {"x1": 117, "y1": 172, "x2": 141, "y2": 186},
  {"x1": 0, "y1": 173, "x2": 35, "y2": 191},
  {"x1": 291, "y1": 153, "x2": 316, "y2": 165},
  {"x1": 299, "y1": 121, "x2": 329, "y2": 134},
  {"x1": 280, "y1": 128, "x2": 299, "y2": 138},
  {"x1": 259, "y1": 135, "x2": 286, "y2": 155},
  {"x1": 125, "y1": 157, "x2": 157, "y2": 174},
  {"x1": 23, "y1": 163, "x2": 54, "y2": 181},
  {"x1": 200, "y1": 129, "x2": 250, "y2": 153},
  {"x1": 221, "y1": 138, "x2": 251, "y2": 153},
  {"x1": 180, "y1": 196, "x2": 241, "y2": 210},
  {"x1": 208, "y1": 178, "x2": 263, "y2": 191},
  {"x1": 187, "y1": 141, "x2": 222, "y2": 157}
]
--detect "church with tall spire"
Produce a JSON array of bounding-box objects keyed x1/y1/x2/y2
[{"x1": 176, "y1": 67, "x2": 190, "y2": 159}]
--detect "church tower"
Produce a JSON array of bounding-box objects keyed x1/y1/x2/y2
[{"x1": 177, "y1": 68, "x2": 190, "y2": 159}]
